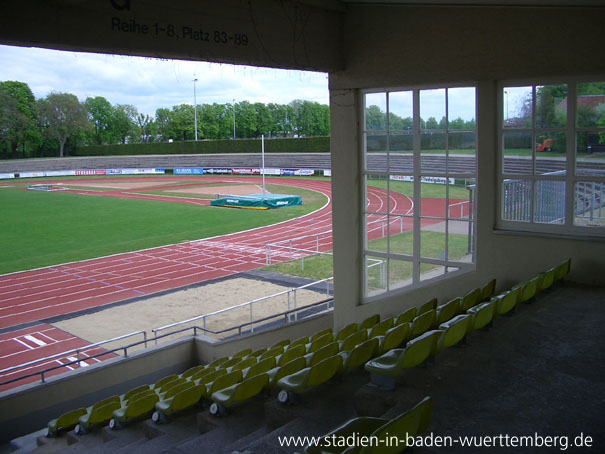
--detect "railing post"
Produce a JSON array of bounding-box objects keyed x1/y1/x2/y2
[
  {"x1": 143, "y1": 331, "x2": 148, "y2": 348},
  {"x1": 294, "y1": 289, "x2": 298, "y2": 321},
  {"x1": 123, "y1": 347, "x2": 128, "y2": 358},
  {"x1": 266, "y1": 244, "x2": 271, "y2": 265},
  {"x1": 153, "y1": 329, "x2": 158, "y2": 346},
  {"x1": 289, "y1": 240, "x2": 293, "y2": 260},
  {"x1": 250, "y1": 303, "x2": 254, "y2": 333},
  {"x1": 76, "y1": 350, "x2": 80, "y2": 368},
  {"x1": 41, "y1": 371, "x2": 45, "y2": 383}
]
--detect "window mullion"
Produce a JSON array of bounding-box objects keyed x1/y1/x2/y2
[
  {"x1": 412, "y1": 89, "x2": 421, "y2": 284},
  {"x1": 566, "y1": 82, "x2": 576, "y2": 228}
]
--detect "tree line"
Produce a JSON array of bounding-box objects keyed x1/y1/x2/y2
[{"x1": 0, "y1": 80, "x2": 330, "y2": 159}]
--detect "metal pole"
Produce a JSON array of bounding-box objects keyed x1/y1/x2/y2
[
  {"x1": 193, "y1": 77, "x2": 198, "y2": 141},
  {"x1": 262, "y1": 134, "x2": 266, "y2": 199},
  {"x1": 233, "y1": 99, "x2": 236, "y2": 139}
]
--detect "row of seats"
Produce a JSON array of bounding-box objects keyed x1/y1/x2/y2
[
  {"x1": 45, "y1": 258, "x2": 570, "y2": 437},
  {"x1": 365, "y1": 258, "x2": 571, "y2": 389}
]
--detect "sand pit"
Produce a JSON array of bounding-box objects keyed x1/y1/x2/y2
[
  {"x1": 66, "y1": 180, "x2": 181, "y2": 190},
  {"x1": 165, "y1": 184, "x2": 267, "y2": 196},
  {"x1": 53, "y1": 277, "x2": 328, "y2": 352}
]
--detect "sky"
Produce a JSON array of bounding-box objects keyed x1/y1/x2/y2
[{"x1": 0, "y1": 44, "x2": 330, "y2": 117}]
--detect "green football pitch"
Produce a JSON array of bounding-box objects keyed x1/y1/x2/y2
[{"x1": 0, "y1": 178, "x2": 327, "y2": 275}]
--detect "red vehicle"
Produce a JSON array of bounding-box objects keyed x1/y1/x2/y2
[{"x1": 537, "y1": 138, "x2": 556, "y2": 152}]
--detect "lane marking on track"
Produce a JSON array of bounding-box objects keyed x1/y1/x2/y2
[{"x1": 24, "y1": 335, "x2": 47, "y2": 347}]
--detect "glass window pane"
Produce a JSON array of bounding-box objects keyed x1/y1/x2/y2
[
  {"x1": 535, "y1": 85, "x2": 567, "y2": 128},
  {"x1": 366, "y1": 255, "x2": 387, "y2": 296},
  {"x1": 576, "y1": 132, "x2": 605, "y2": 176},
  {"x1": 389, "y1": 132, "x2": 413, "y2": 153},
  {"x1": 503, "y1": 131, "x2": 532, "y2": 175},
  {"x1": 419, "y1": 262, "x2": 446, "y2": 282},
  {"x1": 388, "y1": 177, "x2": 415, "y2": 218},
  {"x1": 576, "y1": 82, "x2": 605, "y2": 128},
  {"x1": 420, "y1": 229, "x2": 446, "y2": 260},
  {"x1": 534, "y1": 180, "x2": 565, "y2": 224},
  {"x1": 421, "y1": 132, "x2": 446, "y2": 174},
  {"x1": 390, "y1": 222, "x2": 414, "y2": 256},
  {"x1": 420, "y1": 89, "x2": 446, "y2": 131},
  {"x1": 421, "y1": 182, "x2": 447, "y2": 218},
  {"x1": 535, "y1": 131, "x2": 566, "y2": 175},
  {"x1": 365, "y1": 175, "x2": 389, "y2": 215},
  {"x1": 503, "y1": 86, "x2": 532, "y2": 129},
  {"x1": 448, "y1": 87, "x2": 476, "y2": 131},
  {"x1": 574, "y1": 181, "x2": 605, "y2": 227},
  {"x1": 365, "y1": 133, "x2": 387, "y2": 172},
  {"x1": 365, "y1": 93, "x2": 386, "y2": 131},
  {"x1": 388, "y1": 91, "x2": 413, "y2": 131},
  {"x1": 366, "y1": 213, "x2": 388, "y2": 252},
  {"x1": 501, "y1": 178, "x2": 532, "y2": 222},
  {"x1": 448, "y1": 132, "x2": 476, "y2": 175},
  {"x1": 448, "y1": 221, "x2": 474, "y2": 262},
  {"x1": 388, "y1": 258, "x2": 414, "y2": 290}
]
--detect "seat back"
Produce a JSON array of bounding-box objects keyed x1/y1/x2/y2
[
  {"x1": 339, "y1": 329, "x2": 368, "y2": 352},
  {"x1": 232, "y1": 373, "x2": 269, "y2": 403},
  {"x1": 274, "y1": 357, "x2": 307, "y2": 384},
  {"x1": 554, "y1": 258, "x2": 571, "y2": 282},
  {"x1": 230, "y1": 356, "x2": 257, "y2": 372},
  {"x1": 520, "y1": 275, "x2": 540, "y2": 303},
  {"x1": 162, "y1": 381, "x2": 195, "y2": 400},
  {"x1": 468, "y1": 300, "x2": 496, "y2": 332},
  {"x1": 368, "y1": 317, "x2": 395, "y2": 339},
  {"x1": 363, "y1": 401, "x2": 424, "y2": 454},
  {"x1": 345, "y1": 337, "x2": 379, "y2": 370},
  {"x1": 157, "y1": 376, "x2": 186, "y2": 394},
  {"x1": 308, "y1": 341, "x2": 339, "y2": 367},
  {"x1": 220, "y1": 357, "x2": 242, "y2": 369},
  {"x1": 207, "y1": 369, "x2": 243, "y2": 395},
  {"x1": 259, "y1": 345, "x2": 284, "y2": 361},
  {"x1": 54, "y1": 408, "x2": 87, "y2": 431},
  {"x1": 170, "y1": 385, "x2": 203, "y2": 412},
  {"x1": 481, "y1": 278, "x2": 497, "y2": 301},
  {"x1": 460, "y1": 288, "x2": 481, "y2": 312},
  {"x1": 436, "y1": 298, "x2": 461, "y2": 325},
  {"x1": 245, "y1": 357, "x2": 276, "y2": 379},
  {"x1": 195, "y1": 368, "x2": 227, "y2": 387},
  {"x1": 438, "y1": 314, "x2": 470, "y2": 352},
  {"x1": 306, "y1": 355, "x2": 343, "y2": 387},
  {"x1": 400, "y1": 330, "x2": 440, "y2": 369},
  {"x1": 180, "y1": 364, "x2": 205, "y2": 379},
  {"x1": 231, "y1": 347, "x2": 252, "y2": 359},
  {"x1": 89, "y1": 400, "x2": 121, "y2": 425},
  {"x1": 540, "y1": 268, "x2": 556, "y2": 290},
  {"x1": 496, "y1": 286, "x2": 521, "y2": 315},
  {"x1": 125, "y1": 393, "x2": 159, "y2": 419},
  {"x1": 311, "y1": 328, "x2": 333, "y2": 342},
  {"x1": 335, "y1": 322, "x2": 359, "y2": 341},
  {"x1": 278, "y1": 344, "x2": 306, "y2": 365},
  {"x1": 307, "y1": 332, "x2": 334, "y2": 353},
  {"x1": 418, "y1": 297, "x2": 437, "y2": 314},
  {"x1": 410, "y1": 309, "x2": 436, "y2": 338},
  {"x1": 359, "y1": 313, "x2": 380, "y2": 330},
  {"x1": 122, "y1": 385, "x2": 149, "y2": 402},
  {"x1": 208, "y1": 357, "x2": 229, "y2": 368},
  {"x1": 271, "y1": 338, "x2": 291, "y2": 349},
  {"x1": 380, "y1": 323, "x2": 410, "y2": 353},
  {"x1": 91, "y1": 395, "x2": 120, "y2": 412},
  {"x1": 288, "y1": 336, "x2": 310, "y2": 349},
  {"x1": 190, "y1": 366, "x2": 216, "y2": 382},
  {"x1": 153, "y1": 374, "x2": 178, "y2": 389},
  {"x1": 395, "y1": 307, "x2": 417, "y2": 325}
]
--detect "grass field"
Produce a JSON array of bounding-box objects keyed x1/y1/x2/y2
[
  {"x1": 367, "y1": 179, "x2": 471, "y2": 199},
  {"x1": 0, "y1": 179, "x2": 327, "y2": 275}
]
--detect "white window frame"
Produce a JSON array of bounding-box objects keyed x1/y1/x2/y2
[
  {"x1": 361, "y1": 84, "x2": 477, "y2": 303},
  {"x1": 497, "y1": 77, "x2": 605, "y2": 238}
]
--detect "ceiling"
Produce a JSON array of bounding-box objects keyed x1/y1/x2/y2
[{"x1": 340, "y1": 0, "x2": 605, "y2": 6}]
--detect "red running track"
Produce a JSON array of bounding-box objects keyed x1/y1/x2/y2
[{"x1": 0, "y1": 176, "x2": 466, "y2": 388}]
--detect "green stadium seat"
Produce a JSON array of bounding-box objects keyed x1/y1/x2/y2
[
  {"x1": 45, "y1": 407, "x2": 87, "y2": 437},
  {"x1": 203, "y1": 369, "x2": 243, "y2": 400},
  {"x1": 410, "y1": 309, "x2": 436, "y2": 339},
  {"x1": 466, "y1": 299, "x2": 497, "y2": 333},
  {"x1": 120, "y1": 385, "x2": 150, "y2": 402},
  {"x1": 338, "y1": 329, "x2": 368, "y2": 352},
  {"x1": 231, "y1": 347, "x2": 252, "y2": 359},
  {"x1": 248, "y1": 347, "x2": 268, "y2": 358},
  {"x1": 189, "y1": 366, "x2": 217, "y2": 383},
  {"x1": 481, "y1": 278, "x2": 497, "y2": 301},
  {"x1": 194, "y1": 368, "x2": 227, "y2": 387},
  {"x1": 359, "y1": 314, "x2": 380, "y2": 330},
  {"x1": 306, "y1": 332, "x2": 334, "y2": 353},
  {"x1": 554, "y1": 258, "x2": 571, "y2": 283},
  {"x1": 539, "y1": 267, "x2": 556, "y2": 291},
  {"x1": 365, "y1": 330, "x2": 441, "y2": 389},
  {"x1": 460, "y1": 288, "x2": 482, "y2": 312},
  {"x1": 335, "y1": 323, "x2": 358, "y2": 341},
  {"x1": 109, "y1": 392, "x2": 159, "y2": 430},
  {"x1": 208, "y1": 357, "x2": 229, "y2": 368},
  {"x1": 218, "y1": 357, "x2": 243, "y2": 370},
  {"x1": 209, "y1": 373, "x2": 269, "y2": 416},
  {"x1": 277, "y1": 344, "x2": 307, "y2": 366},
  {"x1": 271, "y1": 338, "x2": 291, "y2": 349},
  {"x1": 227, "y1": 356, "x2": 257, "y2": 373},
  {"x1": 156, "y1": 377, "x2": 187, "y2": 395},
  {"x1": 494, "y1": 286, "x2": 522, "y2": 316},
  {"x1": 367, "y1": 317, "x2": 395, "y2": 339},
  {"x1": 151, "y1": 374, "x2": 179, "y2": 390},
  {"x1": 377, "y1": 323, "x2": 411, "y2": 355},
  {"x1": 305, "y1": 341, "x2": 339, "y2": 367},
  {"x1": 514, "y1": 275, "x2": 541, "y2": 304},
  {"x1": 288, "y1": 336, "x2": 311, "y2": 350},
  {"x1": 277, "y1": 355, "x2": 343, "y2": 404},
  {"x1": 266, "y1": 357, "x2": 307, "y2": 390},
  {"x1": 435, "y1": 314, "x2": 471, "y2": 355},
  {"x1": 418, "y1": 297, "x2": 438, "y2": 315},
  {"x1": 311, "y1": 328, "x2": 333, "y2": 342},
  {"x1": 338, "y1": 337, "x2": 379, "y2": 374},
  {"x1": 152, "y1": 385, "x2": 203, "y2": 423},
  {"x1": 180, "y1": 364, "x2": 205, "y2": 379},
  {"x1": 242, "y1": 356, "x2": 276, "y2": 380},
  {"x1": 259, "y1": 345, "x2": 284, "y2": 361},
  {"x1": 436, "y1": 298, "x2": 461, "y2": 326},
  {"x1": 122, "y1": 388, "x2": 156, "y2": 406},
  {"x1": 395, "y1": 307, "x2": 417, "y2": 325},
  {"x1": 304, "y1": 396, "x2": 432, "y2": 454},
  {"x1": 75, "y1": 399, "x2": 121, "y2": 434},
  {"x1": 157, "y1": 381, "x2": 195, "y2": 401}
]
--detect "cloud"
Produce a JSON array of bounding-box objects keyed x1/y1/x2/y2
[{"x1": 0, "y1": 45, "x2": 329, "y2": 116}]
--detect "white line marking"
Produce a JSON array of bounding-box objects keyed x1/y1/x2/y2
[{"x1": 24, "y1": 335, "x2": 47, "y2": 347}]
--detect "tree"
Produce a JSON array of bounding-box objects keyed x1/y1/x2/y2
[
  {"x1": 425, "y1": 116, "x2": 439, "y2": 130},
  {"x1": 155, "y1": 107, "x2": 171, "y2": 141},
  {"x1": 113, "y1": 104, "x2": 136, "y2": 143},
  {"x1": 365, "y1": 105, "x2": 385, "y2": 131},
  {"x1": 254, "y1": 102, "x2": 273, "y2": 137},
  {"x1": 0, "y1": 81, "x2": 40, "y2": 157},
  {"x1": 234, "y1": 101, "x2": 257, "y2": 138},
  {"x1": 38, "y1": 92, "x2": 90, "y2": 157},
  {"x1": 85, "y1": 96, "x2": 117, "y2": 145}
]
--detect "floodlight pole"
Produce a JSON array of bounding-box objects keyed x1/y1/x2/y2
[
  {"x1": 233, "y1": 99, "x2": 236, "y2": 139},
  {"x1": 193, "y1": 77, "x2": 198, "y2": 141},
  {"x1": 262, "y1": 134, "x2": 266, "y2": 199}
]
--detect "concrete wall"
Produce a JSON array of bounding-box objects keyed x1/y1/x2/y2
[
  {"x1": 328, "y1": 5, "x2": 605, "y2": 329},
  {"x1": 0, "y1": 0, "x2": 343, "y2": 72}
]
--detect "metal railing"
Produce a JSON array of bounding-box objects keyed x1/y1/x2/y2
[
  {"x1": 151, "y1": 276, "x2": 334, "y2": 341},
  {"x1": 265, "y1": 230, "x2": 332, "y2": 266},
  {"x1": 0, "y1": 330, "x2": 147, "y2": 387}
]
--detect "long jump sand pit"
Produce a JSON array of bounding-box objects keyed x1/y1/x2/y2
[{"x1": 53, "y1": 277, "x2": 328, "y2": 354}]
